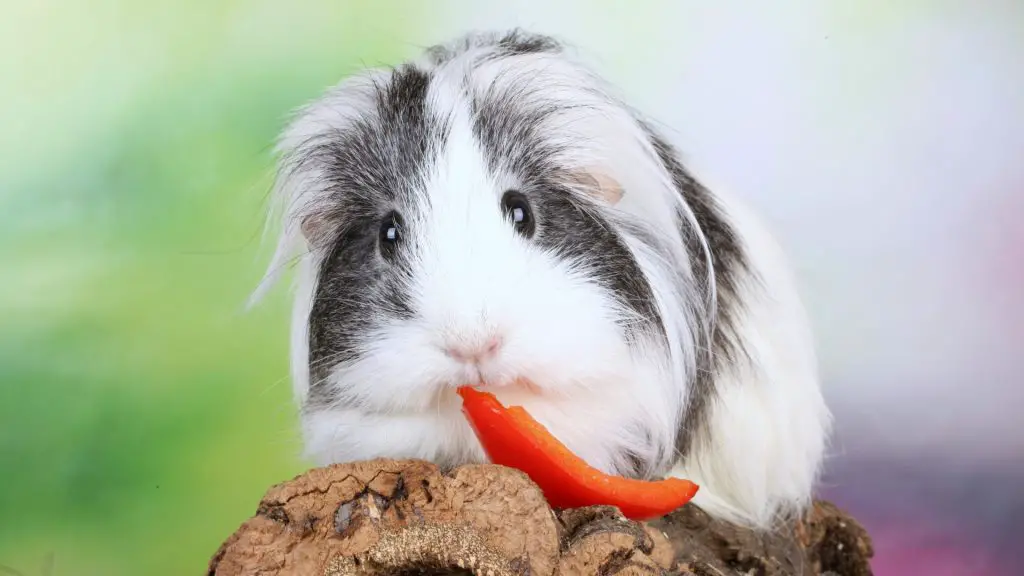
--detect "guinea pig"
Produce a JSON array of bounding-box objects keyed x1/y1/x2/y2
[{"x1": 253, "y1": 30, "x2": 832, "y2": 530}]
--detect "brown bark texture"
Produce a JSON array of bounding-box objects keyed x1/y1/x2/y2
[{"x1": 209, "y1": 459, "x2": 873, "y2": 576}]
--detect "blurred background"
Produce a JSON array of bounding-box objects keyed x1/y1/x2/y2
[{"x1": 1, "y1": 1, "x2": 1021, "y2": 574}]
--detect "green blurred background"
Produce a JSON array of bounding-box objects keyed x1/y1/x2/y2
[{"x1": 0, "y1": 2, "x2": 425, "y2": 574}]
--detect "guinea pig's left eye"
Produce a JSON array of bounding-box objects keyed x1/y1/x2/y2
[
  {"x1": 378, "y1": 210, "x2": 404, "y2": 261},
  {"x1": 501, "y1": 190, "x2": 535, "y2": 238}
]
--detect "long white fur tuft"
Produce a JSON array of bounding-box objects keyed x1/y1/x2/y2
[{"x1": 667, "y1": 168, "x2": 832, "y2": 528}]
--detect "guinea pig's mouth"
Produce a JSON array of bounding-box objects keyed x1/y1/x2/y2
[
  {"x1": 445, "y1": 361, "x2": 543, "y2": 395},
  {"x1": 455, "y1": 377, "x2": 543, "y2": 396},
  {"x1": 487, "y1": 377, "x2": 543, "y2": 394}
]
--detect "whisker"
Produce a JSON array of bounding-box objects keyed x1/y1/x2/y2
[{"x1": 258, "y1": 369, "x2": 293, "y2": 398}]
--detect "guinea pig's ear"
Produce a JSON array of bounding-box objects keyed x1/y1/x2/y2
[
  {"x1": 299, "y1": 212, "x2": 325, "y2": 246},
  {"x1": 569, "y1": 170, "x2": 625, "y2": 206},
  {"x1": 297, "y1": 209, "x2": 339, "y2": 253}
]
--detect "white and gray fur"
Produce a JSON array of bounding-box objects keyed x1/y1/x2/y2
[{"x1": 255, "y1": 30, "x2": 832, "y2": 529}]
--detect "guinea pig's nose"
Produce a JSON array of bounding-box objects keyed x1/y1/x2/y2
[{"x1": 443, "y1": 335, "x2": 504, "y2": 364}]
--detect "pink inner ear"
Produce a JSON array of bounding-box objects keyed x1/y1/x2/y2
[
  {"x1": 300, "y1": 214, "x2": 320, "y2": 243},
  {"x1": 300, "y1": 211, "x2": 333, "y2": 249},
  {"x1": 581, "y1": 171, "x2": 625, "y2": 206},
  {"x1": 595, "y1": 174, "x2": 624, "y2": 205}
]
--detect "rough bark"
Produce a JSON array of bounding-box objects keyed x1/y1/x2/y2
[{"x1": 209, "y1": 459, "x2": 872, "y2": 576}]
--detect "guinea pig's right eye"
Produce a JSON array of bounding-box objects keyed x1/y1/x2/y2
[
  {"x1": 501, "y1": 190, "x2": 536, "y2": 238},
  {"x1": 378, "y1": 211, "x2": 404, "y2": 261}
]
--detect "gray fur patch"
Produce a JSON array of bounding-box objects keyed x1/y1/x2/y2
[{"x1": 302, "y1": 64, "x2": 445, "y2": 405}]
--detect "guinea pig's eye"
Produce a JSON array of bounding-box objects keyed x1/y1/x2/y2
[
  {"x1": 378, "y1": 210, "x2": 404, "y2": 261},
  {"x1": 501, "y1": 190, "x2": 535, "y2": 238}
]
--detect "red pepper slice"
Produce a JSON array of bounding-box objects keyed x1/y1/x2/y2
[{"x1": 457, "y1": 386, "x2": 699, "y2": 520}]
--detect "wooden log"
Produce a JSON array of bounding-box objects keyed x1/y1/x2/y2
[{"x1": 208, "y1": 459, "x2": 873, "y2": 576}]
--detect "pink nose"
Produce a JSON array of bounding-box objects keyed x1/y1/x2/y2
[{"x1": 444, "y1": 336, "x2": 503, "y2": 363}]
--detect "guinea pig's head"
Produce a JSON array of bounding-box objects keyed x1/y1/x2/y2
[{"x1": 256, "y1": 31, "x2": 711, "y2": 477}]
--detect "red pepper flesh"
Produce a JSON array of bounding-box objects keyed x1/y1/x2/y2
[{"x1": 457, "y1": 386, "x2": 699, "y2": 520}]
